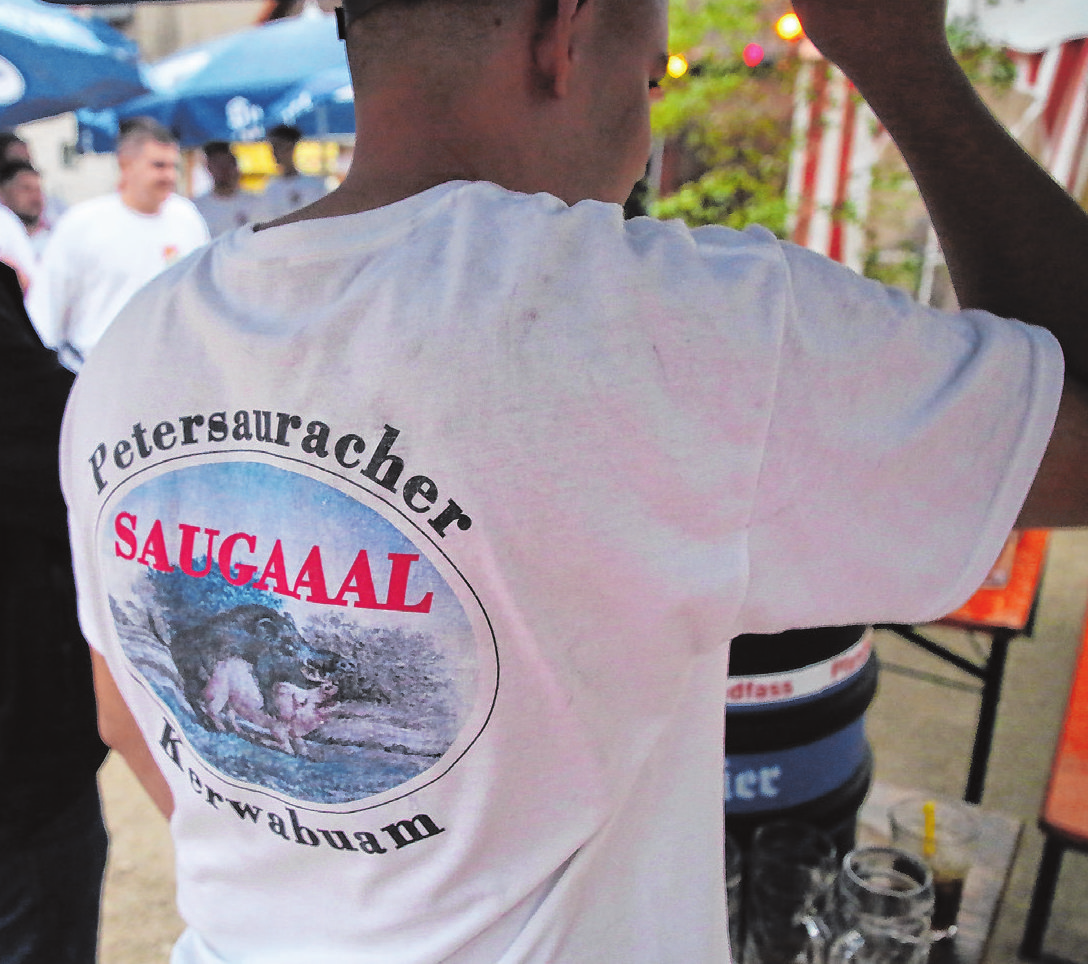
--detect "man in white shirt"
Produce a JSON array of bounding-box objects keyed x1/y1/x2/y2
[
  {"x1": 257, "y1": 123, "x2": 329, "y2": 221},
  {"x1": 27, "y1": 117, "x2": 209, "y2": 370},
  {"x1": 193, "y1": 141, "x2": 260, "y2": 238},
  {"x1": 61, "y1": 1, "x2": 1088, "y2": 962}
]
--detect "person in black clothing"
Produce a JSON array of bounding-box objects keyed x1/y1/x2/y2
[{"x1": 0, "y1": 260, "x2": 109, "y2": 962}]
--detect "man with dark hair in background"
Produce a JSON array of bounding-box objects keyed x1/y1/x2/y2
[
  {"x1": 0, "y1": 131, "x2": 68, "y2": 237},
  {"x1": 0, "y1": 258, "x2": 109, "y2": 963},
  {"x1": 61, "y1": 0, "x2": 1088, "y2": 961},
  {"x1": 0, "y1": 160, "x2": 49, "y2": 255},
  {"x1": 194, "y1": 141, "x2": 260, "y2": 238},
  {"x1": 26, "y1": 116, "x2": 208, "y2": 370},
  {"x1": 258, "y1": 122, "x2": 329, "y2": 221}
]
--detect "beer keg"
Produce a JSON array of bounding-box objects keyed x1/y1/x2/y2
[{"x1": 724, "y1": 625, "x2": 878, "y2": 855}]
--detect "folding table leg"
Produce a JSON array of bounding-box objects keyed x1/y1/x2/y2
[
  {"x1": 965, "y1": 630, "x2": 1013, "y2": 804},
  {"x1": 1019, "y1": 835, "x2": 1064, "y2": 960}
]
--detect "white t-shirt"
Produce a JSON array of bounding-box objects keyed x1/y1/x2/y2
[
  {"x1": 257, "y1": 173, "x2": 329, "y2": 221},
  {"x1": 60, "y1": 182, "x2": 1062, "y2": 964},
  {"x1": 0, "y1": 201, "x2": 37, "y2": 286},
  {"x1": 26, "y1": 192, "x2": 209, "y2": 369},
  {"x1": 193, "y1": 190, "x2": 262, "y2": 239}
]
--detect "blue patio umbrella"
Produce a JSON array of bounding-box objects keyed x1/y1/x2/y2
[
  {"x1": 265, "y1": 64, "x2": 354, "y2": 139},
  {"x1": 76, "y1": 8, "x2": 347, "y2": 150},
  {"x1": 0, "y1": 0, "x2": 147, "y2": 126}
]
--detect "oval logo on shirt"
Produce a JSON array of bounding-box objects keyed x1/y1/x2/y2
[{"x1": 99, "y1": 456, "x2": 497, "y2": 810}]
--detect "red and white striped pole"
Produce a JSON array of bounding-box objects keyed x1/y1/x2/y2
[{"x1": 786, "y1": 46, "x2": 878, "y2": 273}]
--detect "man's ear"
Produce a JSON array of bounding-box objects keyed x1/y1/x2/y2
[{"x1": 531, "y1": 0, "x2": 590, "y2": 98}]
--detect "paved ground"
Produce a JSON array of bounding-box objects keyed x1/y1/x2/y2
[{"x1": 96, "y1": 528, "x2": 1088, "y2": 963}]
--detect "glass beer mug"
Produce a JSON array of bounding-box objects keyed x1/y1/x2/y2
[
  {"x1": 742, "y1": 821, "x2": 838, "y2": 964},
  {"x1": 827, "y1": 847, "x2": 934, "y2": 964}
]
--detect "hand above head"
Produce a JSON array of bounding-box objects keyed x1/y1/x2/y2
[{"x1": 791, "y1": 0, "x2": 955, "y2": 92}]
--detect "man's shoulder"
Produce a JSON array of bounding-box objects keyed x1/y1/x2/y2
[
  {"x1": 64, "y1": 192, "x2": 122, "y2": 218},
  {"x1": 163, "y1": 193, "x2": 205, "y2": 218},
  {"x1": 50, "y1": 193, "x2": 123, "y2": 234},
  {"x1": 161, "y1": 195, "x2": 212, "y2": 241}
]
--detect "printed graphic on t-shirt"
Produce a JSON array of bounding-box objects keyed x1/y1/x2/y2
[{"x1": 99, "y1": 456, "x2": 496, "y2": 807}]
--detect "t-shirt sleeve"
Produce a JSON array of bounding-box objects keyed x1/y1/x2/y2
[{"x1": 737, "y1": 241, "x2": 1064, "y2": 634}]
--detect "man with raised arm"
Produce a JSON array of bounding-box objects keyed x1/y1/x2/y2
[{"x1": 59, "y1": 1, "x2": 1088, "y2": 961}]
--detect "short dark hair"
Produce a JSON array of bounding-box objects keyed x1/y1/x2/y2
[
  {"x1": 0, "y1": 160, "x2": 36, "y2": 187},
  {"x1": 203, "y1": 140, "x2": 234, "y2": 158},
  {"x1": 0, "y1": 132, "x2": 26, "y2": 162},
  {"x1": 267, "y1": 124, "x2": 302, "y2": 144}
]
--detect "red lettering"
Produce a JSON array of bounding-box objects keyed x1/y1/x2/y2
[
  {"x1": 218, "y1": 532, "x2": 258, "y2": 586},
  {"x1": 333, "y1": 550, "x2": 381, "y2": 609},
  {"x1": 137, "y1": 519, "x2": 174, "y2": 573},
  {"x1": 111, "y1": 516, "x2": 436, "y2": 617},
  {"x1": 254, "y1": 540, "x2": 299, "y2": 598},
  {"x1": 383, "y1": 553, "x2": 433, "y2": 614},
  {"x1": 291, "y1": 546, "x2": 336, "y2": 604},
  {"x1": 114, "y1": 512, "x2": 138, "y2": 560},
  {"x1": 178, "y1": 524, "x2": 218, "y2": 578}
]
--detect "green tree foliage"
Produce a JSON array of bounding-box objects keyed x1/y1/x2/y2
[
  {"x1": 650, "y1": 0, "x2": 795, "y2": 235},
  {"x1": 649, "y1": 1, "x2": 1014, "y2": 251}
]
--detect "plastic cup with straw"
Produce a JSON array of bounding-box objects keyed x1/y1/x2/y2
[{"x1": 889, "y1": 796, "x2": 978, "y2": 939}]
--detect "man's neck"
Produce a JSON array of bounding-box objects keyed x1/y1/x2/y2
[{"x1": 120, "y1": 191, "x2": 164, "y2": 216}]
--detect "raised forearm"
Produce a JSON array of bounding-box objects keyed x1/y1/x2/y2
[
  {"x1": 855, "y1": 49, "x2": 1088, "y2": 375},
  {"x1": 795, "y1": 0, "x2": 1088, "y2": 380}
]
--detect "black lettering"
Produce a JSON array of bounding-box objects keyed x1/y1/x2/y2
[
  {"x1": 160, "y1": 721, "x2": 183, "y2": 770},
  {"x1": 233, "y1": 410, "x2": 253, "y2": 441},
  {"x1": 131, "y1": 422, "x2": 152, "y2": 458},
  {"x1": 268, "y1": 812, "x2": 289, "y2": 840},
  {"x1": 302, "y1": 420, "x2": 331, "y2": 458},
  {"x1": 353, "y1": 831, "x2": 388, "y2": 854},
  {"x1": 335, "y1": 434, "x2": 365, "y2": 469},
  {"x1": 403, "y1": 475, "x2": 439, "y2": 513},
  {"x1": 362, "y1": 425, "x2": 404, "y2": 492},
  {"x1": 429, "y1": 500, "x2": 473, "y2": 537},
  {"x1": 90, "y1": 443, "x2": 108, "y2": 493},
  {"x1": 208, "y1": 411, "x2": 229, "y2": 442},
  {"x1": 319, "y1": 829, "x2": 357, "y2": 851},
  {"x1": 205, "y1": 786, "x2": 224, "y2": 808},
  {"x1": 253, "y1": 410, "x2": 274, "y2": 443},
  {"x1": 114, "y1": 439, "x2": 133, "y2": 471},
  {"x1": 381, "y1": 814, "x2": 446, "y2": 850},
  {"x1": 275, "y1": 413, "x2": 302, "y2": 446},
  {"x1": 153, "y1": 420, "x2": 177, "y2": 451},
  {"x1": 229, "y1": 800, "x2": 262, "y2": 822},
  {"x1": 179, "y1": 414, "x2": 205, "y2": 444},
  {"x1": 289, "y1": 808, "x2": 320, "y2": 846}
]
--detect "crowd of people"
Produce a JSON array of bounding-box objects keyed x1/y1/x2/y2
[
  {"x1": 0, "y1": 120, "x2": 330, "y2": 371},
  {"x1": 0, "y1": 116, "x2": 328, "y2": 963}
]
